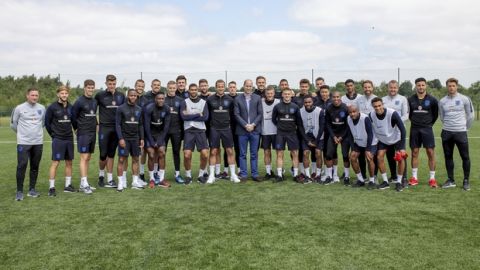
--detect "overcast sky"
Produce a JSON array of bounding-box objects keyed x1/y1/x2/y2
[{"x1": 1, "y1": 0, "x2": 479, "y2": 88}]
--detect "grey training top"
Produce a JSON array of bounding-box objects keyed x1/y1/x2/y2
[
  {"x1": 439, "y1": 92, "x2": 474, "y2": 132},
  {"x1": 10, "y1": 102, "x2": 45, "y2": 145}
]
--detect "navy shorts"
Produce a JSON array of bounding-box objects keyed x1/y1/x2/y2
[
  {"x1": 52, "y1": 138, "x2": 74, "y2": 160},
  {"x1": 377, "y1": 140, "x2": 402, "y2": 151},
  {"x1": 98, "y1": 125, "x2": 118, "y2": 159},
  {"x1": 118, "y1": 139, "x2": 141, "y2": 157},
  {"x1": 409, "y1": 127, "x2": 435, "y2": 148},
  {"x1": 184, "y1": 130, "x2": 209, "y2": 151},
  {"x1": 209, "y1": 128, "x2": 234, "y2": 148},
  {"x1": 145, "y1": 135, "x2": 166, "y2": 149},
  {"x1": 77, "y1": 134, "x2": 96, "y2": 154},
  {"x1": 261, "y1": 134, "x2": 276, "y2": 149},
  {"x1": 352, "y1": 143, "x2": 377, "y2": 154},
  {"x1": 275, "y1": 134, "x2": 299, "y2": 150}
]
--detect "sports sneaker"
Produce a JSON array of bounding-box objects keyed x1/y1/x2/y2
[
  {"x1": 395, "y1": 182, "x2": 403, "y2": 192},
  {"x1": 206, "y1": 174, "x2": 216, "y2": 184},
  {"x1": 149, "y1": 179, "x2": 155, "y2": 189},
  {"x1": 105, "y1": 180, "x2": 117, "y2": 188},
  {"x1": 184, "y1": 177, "x2": 192, "y2": 185},
  {"x1": 343, "y1": 177, "x2": 350, "y2": 186},
  {"x1": 264, "y1": 172, "x2": 275, "y2": 180},
  {"x1": 137, "y1": 179, "x2": 148, "y2": 187},
  {"x1": 27, "y1": 189, "x2": 40, "y2": 198},
  {"x1": 158, "y1": 180, "x2": 171, "y2": 188},
  {"x1": 311, "y1": 173, "x2": 317, "y2": 179},
  {"x1": 302, "y1": 177, "x2": 313, "y2": 184},
  {"x1": 323, "y1": 176, "x2": 333, "y2": 185},
  {"x1": 98, "y1": 176, "x2": 105, "y2": 187},
  {"x1": 313, "y1": 175, "x2": 323, "y2": 184},
  {"x1": 15, "y1": 191, "x2": 23, "y2": 201},
  {"x1": 48, "y1": 187, "x2": 56, "y2": 197},
  {"x1": 408, "y1": 177, "x2": 418, "y2": 186},
  {"x1": 175, "y1": 175, "x2": 185, "y2": 184},
  {"x1": 333, "y1": 175, "x2": 340, "y2": 183},
  {"x1": 131, "y1": 180, "x2": 144, "y2": 190},
  {"x1": 352, "y1": 180, "x2": 365, "y2": 188},
  {"x1": 79, "y1": 185, "x2": 93, "y2": 194},
  {"x1": 116, "y1": 180, "x2": 124, "y2": 192},
  {"x1": 64, "y1": 185, "x2": 76, "y2": 193},
  {"x1": 274, "y1": 175, "x2": 284, "y2": 183},
  {"x1": 442, "y1": 179, "x2": 456, "y2": 189},
  {"x1": 216, "y1": 172, "x2": 229, "y2": 180},
  {"x1": 230, "y1": 174, "x2": 241, "y2": 183},
  {"x1": 367, "y1": 181, "x2": 376, "y2": 190},
  {"x1": 89, "y1": 185, "x2": 97, "y2": 190},
  {"x1": 139, "y1": 174, "x2": 145, "y2": 181},
  {"x1": 377, "y1": 181, "x2": 390, "y2": 190},
  {"x1": 428, "y1": 178, "x2": 438, "y2": 188},
  {"x1": 123, "y1": 178, "x2": 128, "y2": 189},
  {"x1": 153, "y1": 172, "x2": 160, "y2": 182},
  {"x1": 463, "y1": 179, "x2": 470, "y2": 191},
  {"x1": 197, "y1": 176, "x2": 207, "y2": 184}
]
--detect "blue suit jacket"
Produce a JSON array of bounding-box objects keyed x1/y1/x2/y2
[{"x1": 234, "y1": 93, "x2": 263, "y2": 135}]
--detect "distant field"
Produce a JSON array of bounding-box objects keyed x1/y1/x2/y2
[{"x1": 0, "y1": 121, "x2": 479, "y2": 269}]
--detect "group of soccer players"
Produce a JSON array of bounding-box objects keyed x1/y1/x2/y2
[{"x1": 11, "y1": 74, "x2": 474, "y2": 201}]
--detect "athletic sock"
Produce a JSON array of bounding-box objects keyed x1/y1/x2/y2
[
  {"x1": 199, "y1": 169, "x2": 205, "y2": 177},
  {"x1": 139, "y1": 163, "x2": 145, "y2": 175},
  {"x1": 397, "y1": 175, "x2": 403, "y2": 183},
  {"x1": 344, "y1": 168, "x2": 350, "y2": 177},
  {"x1": 356, "y1": 173, "x2": 364, "y2": 182},
  {"x1": 381, "y1": 173, "x2": 388, "y2": 183},
  {"x1": 429, "y1": 171, "x2": 435, "y2": 179},
  {"x1": 305, "y1": 167, "x2": 311, "y2": 178},
  {"x1": 311, "y1": 163, "x2": 317, "y2": 173},
  {"x1": 99, "y1": 170, "x2": 105, "y2": 177},
  {"x1": 299, "y1": 163, "x2": 305, "y2": 174},
  {"x1": 215, "y1": 164, "x2": 221, "y2": 175},
  {"x1": 229, "y1": 165, "x2": 236, "y2": 176},
  {"x1": 293, "y1": 168, "x2": 299, "y2": 177},
  {"x1": 209, "y1": 166, "x2": 215, "y2": 177},
  {"x1": 316, "y1": 168, "x2": 322, "y2": 176},
  {"x1": 133, "y1": 175, "x2": 139, "y2": 183},
  {"x1": 149, "y1": 171, "x2": 154, "y2": 180},
  {"x1": 412, "y1": 168, "x2": 418, "y2": 179},
  {"x1": 326, "y1": 167, "x2": 333, "y2": 178},
  {"x1": 81, "y1": 177, "x2": 88, "y2": 187},
  {"x1": 277, "y1": 168, "x2": 283, "y2": 177},
  {"x1": 65, "y1": 176, "x2": 71, "y2": 187},
  {"x1": 186, "y1": 170, "x2": 192, "y2": 178},
  {"x1": 107, "y1": 173, "x2": 113, "y2": 182},
  {"x1": 369, "y1": 177, "x2": 375, "y2": 183},
  {"x1": 266, "y1": 164, "x2": 272, "y2": 174},
  {"x1": 159, "y1": 170, "x2": 165, "y2": 181},
  {"x1": 224, "y1": 167, "x2": 229, "y2": 174},
  {"x1": 333, "y1": 165, "x2": 338, "y2": 177},
  {"x1": 175, "y1": 171, "x2": 180, "y2": 177},
  {"x1": 49, "y1": 179, "x2": 55, "y2": 188},
  {"x1": 122, "y1": 171, "x2": 127, "y2": 182},
  {"x1": 154, "y1": 163, "x2": 159, "y2": 173}
]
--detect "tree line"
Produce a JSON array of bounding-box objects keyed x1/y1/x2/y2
[{"x1": 1, "y1": 75, "x2": 479, "y2": 113}]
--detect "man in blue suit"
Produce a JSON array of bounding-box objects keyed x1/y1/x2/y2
[{"x1": 234, "y1": 79, "x2": 263, "y2": 182}]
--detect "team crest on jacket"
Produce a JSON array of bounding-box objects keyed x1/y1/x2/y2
[
  {"x1": 90, "y1": 110, "x2": 94, "y2": 114},
  {"x1": 455, "y1": 100, "x2": 460, "y2": 106},
  {"x1": 37, "y1": 110, "x2": 42, "y2": 115},
  {"x1": 224, "y1": 100, "x2": 229, "y2": 107},
  {"x1": 395, "y1": 100, "x2": 400, "y2": 105},
  {"x1": 424, "y1": 100, "x2": 430, "y2": 106},
  {"x1": 175, "y1": 101, "x2": 180, "y2": 108},
  {"x1": 289, "y1": 108, "x2": 295, "y2": 114},
  {"x1": 339, "y1": 111, "x2": 345, "y2": 118},
  {"x1": 161, "y1": 112, "x2": 165, "y2": 117},
  {"x1": 135, "y1": 111, "x2": 140, "y2": 117}
]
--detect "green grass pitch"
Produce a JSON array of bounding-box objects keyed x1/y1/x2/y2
[{"x1": 0, "y1": 122, "x2": 479, "y2": 269}]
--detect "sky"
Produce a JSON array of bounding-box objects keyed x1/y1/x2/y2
[{"x1": 1, "y1": 0, "x2": 479, "y2": 88}]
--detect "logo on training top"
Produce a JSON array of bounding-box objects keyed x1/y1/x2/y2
[
  {"x1": 131, "y1": 116, "x2": 135, "y2": 122},
  {"x1": 219, "y1": 106, "x2": 223, "y2": 110},
  {"x1": 418, "y1": 106, "x2": 422, "y2": 110},
  {"x1": 64, "y1": 115, "x2": 68, "y2": 120},
  {"x1": 161, "y1": 112, "x2": 165, "y2": 118},
  {"x1": 37, "y1": 110, "x2": 42, "y2": 115},
  {"x1": 424, "y1": 100, "x2": 430, "y2": 106},
  {"x1": 224, "y1": 100, "x2": 229, "y2": 107},
  {"x1": 395, "y1": 100, "x2": 400, "y2": 105},
  {"x1": 135, "y1": 111, "x2": 140, "y2": 117},
  {"x1": 157, "y1": 119, "x2": 160, "y2": 123},
  {"x1": 335, "y1": 118, "x2": 339, "y2": 122},
  {"x1": 112, "y1": 100, "x2": 116, "y2": 106},
  {"x1": 289, "y1": 108, "x2": 295, "y2": 114},
  {"x1": 455, "y1": 100, "x2": 460, "y2": 106},
  {"x1": 285, "y1": 114, "x2": 290, "y2": 119},
  {"x1": 175, "y1": 101, "x2": 180, "y2": 108},
  {"x1": 90, "y1": 110, "x2": 94, "y2": 114},
  {"x1": 170, "y1": 107, "x2": 174, "y2": 112},
  {"x1": 339, "y1": 111, "x2": 345, "y2": 118}
]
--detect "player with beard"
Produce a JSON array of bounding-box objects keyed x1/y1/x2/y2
[{"x1": 175, "y1": 75, "x2": 189, "y2": 99}]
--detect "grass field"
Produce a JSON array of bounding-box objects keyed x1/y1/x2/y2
[{"x1": 1, "y1": 121, "x2": 479, "y2": 269}]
